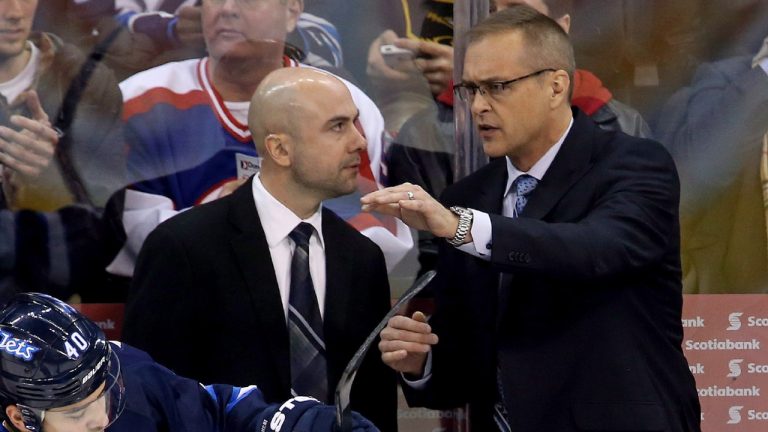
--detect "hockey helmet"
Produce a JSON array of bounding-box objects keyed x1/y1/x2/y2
[{"x1": 0, "y1": 293, "x2": 124, "y2": 431}]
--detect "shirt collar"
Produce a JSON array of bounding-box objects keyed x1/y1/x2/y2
[
  {"x1": 504, "y1": 117, "x2": 574, "y2": 196},
  {"x1": 252, "y1": 175, "x2": 325, "y2": 248}
]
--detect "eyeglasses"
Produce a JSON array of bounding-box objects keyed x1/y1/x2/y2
[{"x1": 453, "y1": 68, "x2": 557, "y2": 103}]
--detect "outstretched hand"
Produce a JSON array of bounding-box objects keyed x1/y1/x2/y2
[
  {"x1": 378, "y1": 311, "x2": 438, "y2": 376},
  {"x1": 361, "y1": 183, "x2": 460, "y2": 240}
]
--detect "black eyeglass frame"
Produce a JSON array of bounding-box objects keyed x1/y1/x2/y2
[{"x1": 453, "y1": 68, "x2": 557, "y2": 102}]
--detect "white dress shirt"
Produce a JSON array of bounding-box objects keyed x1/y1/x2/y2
[
  {"x1": 458, "y1": 117, "x2": 574, "y2": 259},
  {"x1": 252, "y1": 175, "x2": 327, "y2": 320},
  {"x1": 405, "y1": 117, "x2": 574, "y2": 388},
  {"x1": 757, "y1": 57, "x2": 768, "y2": 75}
]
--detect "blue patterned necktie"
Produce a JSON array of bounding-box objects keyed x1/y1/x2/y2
[
  {"x1": 288, "y1": 222, "x2": 328, "y2": 402},
  {"x1": 514, "y1": 174, "x2": 539, "y2": 216},
  {"x1": 494, "y1": 175, "x2": 539, "y2": 431}
]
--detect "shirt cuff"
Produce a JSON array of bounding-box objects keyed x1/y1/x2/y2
[
  {"x1": 455, "y1": 209, "x2": 491, "y2": 261},
  {"x1": 400, "y1": 351, "x2": 433, "y2": 389}
]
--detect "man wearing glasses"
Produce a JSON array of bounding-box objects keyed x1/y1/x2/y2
[{"x1": 362, "y1": 5, "x2": 701, "y2": 432}]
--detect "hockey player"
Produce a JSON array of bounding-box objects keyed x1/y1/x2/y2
[{"x1": 0, "y1": 292, "x2": 377, "y2": 432}]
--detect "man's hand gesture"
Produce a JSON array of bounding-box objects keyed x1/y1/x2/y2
[{"x1": 378, "y1": 311, "x2": 438, "y2": 376}]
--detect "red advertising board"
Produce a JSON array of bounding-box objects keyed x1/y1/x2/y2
[
  {"x1": 682, "y1": 295, "x2": 768, "y2": 431},
  {"x1": 72, "y1": 303, "x2": 125, "y2": 341}
]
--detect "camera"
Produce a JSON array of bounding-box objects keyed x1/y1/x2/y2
[
  {"x1": 380, "y1": 44, "x2": 415, "y2": 68},
  {"x1": 0, "y1": 99, "x2": 30, "y2": 132}
]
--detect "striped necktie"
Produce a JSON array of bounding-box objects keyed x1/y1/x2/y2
[{"x1": 288, "y1": 222, "x2": 328, "y2": 402}]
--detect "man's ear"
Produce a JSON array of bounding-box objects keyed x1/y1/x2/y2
[
  {"x1": 264, "y1": 133, "x2": 293, "y2": 168},
  {"x1": 284, "y1": 0, "x2": 303, "y2": 33},
  {"x1": 5, "y1": 405, "x2": 28, "y2": 431},
  {"x1": 549, "y1": 70, "x2": 571, "y2": 108}
]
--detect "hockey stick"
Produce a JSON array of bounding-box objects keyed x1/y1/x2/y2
[{"x1": 334, "y1": 270, "x2": 437, "y2": 432}]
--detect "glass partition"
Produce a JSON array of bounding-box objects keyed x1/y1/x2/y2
[{"x1": 7, "y1": 0, "x2": 768, "y2": 430}]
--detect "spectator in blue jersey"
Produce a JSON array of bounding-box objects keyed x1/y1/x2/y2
[
  {"x1": 36, "y1": 1, "x2": 344, "y2": 81},
  {"x1": 111, "y1": 0, "x2": 344, "y2": 68},
  {"x1": 0, "y1": 292, "x2": 377, "y2": 432},
  {"x1": 110, "y1": 0, "x2": 411, "y2": 279}
]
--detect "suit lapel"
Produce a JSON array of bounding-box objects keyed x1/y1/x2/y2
[
  {"x1": 321, "y1": 210, "x2": 353, "y2": 343},
  {"x1": 522, "y1": 110, "x2": 597, "y2": 219},
  {"x1": 473, "y1": 158, "x2": 508, "y2": 214},
  {"x1": 228, "y1": 177, "x2": 291, "y2": 391}
]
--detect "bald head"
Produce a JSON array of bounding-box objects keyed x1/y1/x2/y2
[
  {"x1": 248, "y1": 68, "x2": 348, "y2": 154},
  {"x1": 247, "y1": 67, "x2": 366, "y2": 217}
]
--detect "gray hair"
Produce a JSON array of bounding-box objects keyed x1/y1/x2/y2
[{"x1": 468, "y1": 4, "x2": 576, "y2": 83}]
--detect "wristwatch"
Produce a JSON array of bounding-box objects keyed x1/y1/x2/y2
[{"x1": 446, "y1": 206, "x2": 473, "y2": 246}]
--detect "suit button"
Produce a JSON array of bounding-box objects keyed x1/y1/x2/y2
[{"x1": 509, "y1": 251, "x2": 525, "y2": 262}]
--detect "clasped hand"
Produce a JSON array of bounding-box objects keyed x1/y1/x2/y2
[{"x1": 0, "y1": 90, "x2": 59, "y2": 177}]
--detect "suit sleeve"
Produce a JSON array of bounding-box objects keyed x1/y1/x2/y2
[{"x1": 487, "y1": 139, "x2": 680, "y2": 282}]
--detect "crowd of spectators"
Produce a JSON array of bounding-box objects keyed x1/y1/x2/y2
[{"x1": 0, "y1": 0, "x2": 765, "y2": 430}]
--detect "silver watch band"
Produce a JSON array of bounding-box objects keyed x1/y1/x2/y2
[{"x1": 447, "y1": 206, "x2": 473, "y2": 246}]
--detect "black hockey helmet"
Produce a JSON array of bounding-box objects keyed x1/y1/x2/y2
[{"x1": 0, "y1": 293, "x2": 124, "y2": 431}]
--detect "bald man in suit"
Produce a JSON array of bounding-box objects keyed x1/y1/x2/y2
[{"x1": 125, "y1": 68, "x2": 397, "y2": 431}]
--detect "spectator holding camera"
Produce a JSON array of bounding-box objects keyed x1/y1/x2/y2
[{"x1": 0, "y1": 0, "x2": 125, "y2": 300}]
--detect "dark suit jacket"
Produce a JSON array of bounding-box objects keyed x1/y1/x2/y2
[
  {"x1": 123, "y1": 178, "x2": 397, "y2": 431},
  {"x1": 404, "y1": 110, "x2": 701, "y2": 432}
]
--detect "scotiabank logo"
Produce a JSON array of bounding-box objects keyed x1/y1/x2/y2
[
  {"x1": 747, "y1": 316, "x2": 768, "y2": 327},
  {"x1": 682, "y1": 316, "x2": 705, "y2": 328},
  {"x1": 726, "y1": 406, "x2": 768, "y2": 424},
  {"x1": 727, "y1": 313, "x2": 743, "y2": 331},
  {"x1": 728, "y1": 359, "x2": 743, "y2": 378},
  {"x1": 728, "y1": 406, "x2": 743, "y2": 424}
]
